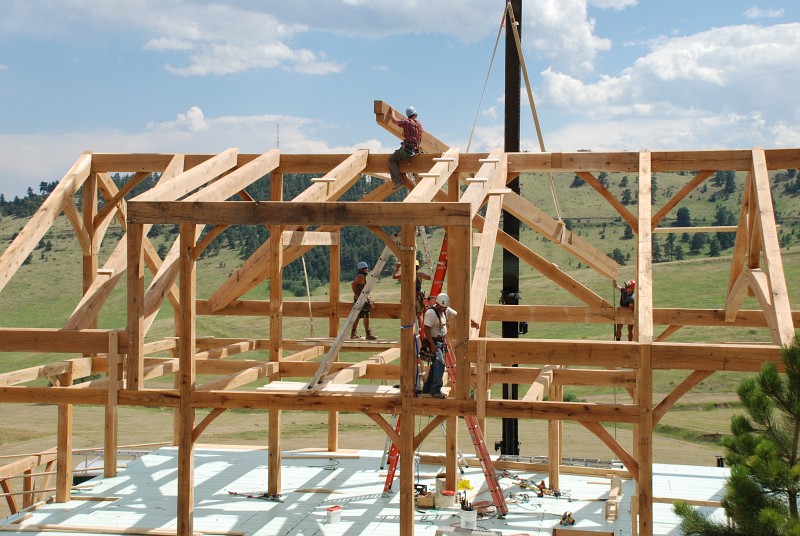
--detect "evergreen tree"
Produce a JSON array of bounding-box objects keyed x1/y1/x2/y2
[
  {"x1": 675, "y1": 339, "x2": 800, "y2": 535},
  {"x1": 676, "y1": 207, "x2": 693, "y2": 227}
]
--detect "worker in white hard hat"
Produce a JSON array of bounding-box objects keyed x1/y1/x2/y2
[
  {"x1": 420, "y1": 293, "x2": 457, "y2": 399},
  {"x1": 387, "y1": 106, "x2": 424, "y2": 191},
  {"x1": 392, "y1": 258, "x2": 431, "y2": 327}
]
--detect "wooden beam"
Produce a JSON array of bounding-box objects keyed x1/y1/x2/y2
[
  {"x1": 581, "y1": 421, "x2": 639, "y2": 480},
  {"x1": 651, "y1": 170, "x2": 715, "y2": 229},
  {"x1": 131, "y1": 148, "x2": 238, "y2": 202},
  {"x1": 404, "y1": 147, "x2": 460, "y2": 202},
  {"x1": 502, "y1": 192, "x2": 621, "y2": 280},
  {"x1": 373, "y1": 100, "x2": 449, "y2": 154},
  {"x1": 750, "y1": 148, "x2": 795, "y2": 345},
  {"x1": 576, "y1": 171, "x2": 637, "y2": 232},
  {"x1": 0, "y1": 152, "x2": 91, "y2": 293}
]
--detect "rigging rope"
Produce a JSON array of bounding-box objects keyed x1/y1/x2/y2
[
  {"x1": 466, "y1": 9, "x2": 506, "y2": 153},
  {"x1": 504, "y1": 2, "x2": 564, "y2": 225}
]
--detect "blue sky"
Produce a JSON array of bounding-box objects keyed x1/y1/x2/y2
[{"x1": 1, "y1": 0, "x2": 799, "y2": 199}]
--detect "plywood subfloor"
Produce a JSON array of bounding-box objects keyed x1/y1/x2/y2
[{"x1": 0, "y1": 447, "x2": 728, "y2": 535}]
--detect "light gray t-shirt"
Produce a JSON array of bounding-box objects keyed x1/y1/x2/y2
[{"x1": 423, "y1": 306, "x2": 457, "y2": 338}]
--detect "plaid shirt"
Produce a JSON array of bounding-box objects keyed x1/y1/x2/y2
[{"x1": 397, "y1": 117, "x2": 424, "y2": 152}]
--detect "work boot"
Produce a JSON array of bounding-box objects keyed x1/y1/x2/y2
[
  {"x1": 350, "y1": 332, "x2": 363, "y2": 340},
  {"x1": 366, "y1": 331, "x2": 378, "y2": 341},
  {"x1": 391, "y1": 181, "x2": 403, "y2": 191}
]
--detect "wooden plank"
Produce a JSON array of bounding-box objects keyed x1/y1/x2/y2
[
  {"x1": 652, "y1": 370, "x2": 713, "y2": 424},
  {"x1": 477, "y1": 339, "x2": 638, "y2": 368},
  {"x1": 0, "y1": 152, "x2": 91, "y2": 293},
  {"x1": 193, "y1": 150, "x2": 280, "y2": 202}
]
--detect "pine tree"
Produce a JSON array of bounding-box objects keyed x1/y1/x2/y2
[{"x1": 675, "y1": 339, "x2": 800, "y2": 535}]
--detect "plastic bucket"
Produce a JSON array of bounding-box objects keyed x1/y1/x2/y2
[
  {"x1": 326, "y1": 505, "x2": 342, "y2": 523},
  {"x1": 460, "y1": 508, "x2": 477, "y2": 529}
]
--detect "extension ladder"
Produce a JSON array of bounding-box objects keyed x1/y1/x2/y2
[{"x1": 305, "y1": 238, "x2": 396, "y2": 390}]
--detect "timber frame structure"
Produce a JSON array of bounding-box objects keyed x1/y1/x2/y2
[{"x1": 0, "y1": 100, "x2": 799, "y2": 536}]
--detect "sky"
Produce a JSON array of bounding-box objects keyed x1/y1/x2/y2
[{"x1": 1, "y1": 0, "x2": 799, "y2": 199}]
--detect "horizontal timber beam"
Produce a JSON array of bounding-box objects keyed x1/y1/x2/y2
[{"x1": 127, "y1": 201, "x2": 471, "y2": 227}]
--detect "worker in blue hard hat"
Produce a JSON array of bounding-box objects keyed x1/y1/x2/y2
[
  {"x1": 387, "y1": 106, "x2": 424, "y2": 191},
  {"x1": 351, "y1": 261, "x2": 377, "y2": 340}
]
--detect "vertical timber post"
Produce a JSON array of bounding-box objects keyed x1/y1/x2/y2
[
  {"x1": 636, "y1": 149, "x2": 654, "y2": 536},
  {"x1": 177, "y1": 223, "x2": 197, "y2": 536},
  {"x1": 399, "y1": 224, "x2": 417, "y2": 536},
  {"x1": 269, "y1": 170, "x2": 284, "y2": 497},
  {"x1": 328, "y1": 229, "x2": 341, "y2": 452}
]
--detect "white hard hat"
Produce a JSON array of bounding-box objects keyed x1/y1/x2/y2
[
  {"x1": 435, "y1": 293, "x2": 450, "y2": 308},
  {"x1": 405, "y1": 106, "x2": 417, "y2": 117}
]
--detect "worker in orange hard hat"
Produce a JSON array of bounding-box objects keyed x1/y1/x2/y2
[{"x1": 613, "y1": 280, "x2": 635, "y2": 341}]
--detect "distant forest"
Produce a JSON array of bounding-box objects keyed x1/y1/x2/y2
[
  {"x1": 0, "y1": 174, "x2": 398, "y2": 295},
  {"x1": 2, "y1": 167, "x2": 800, "y2": 293}
]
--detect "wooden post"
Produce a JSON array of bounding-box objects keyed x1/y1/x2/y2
[
  {"x1": 328, "y1": 228, "x2": 341, "y2": 452},
  {"x1": 126, "y1": 223, "x2": 145, "y2": 390},
  {"x1": 104, "y1": 331, "x2": 119, "y2": 478},
  {"x1": 82, "y1": 172, "x2": 98, "y2": 327},
  {"x1": 446, "y1": 222, "x2": 470, "y2": 492},
  {"x1": 55, "y1": 370, "x2": 73, "y2": 503},
  {"x1": 636, "y1": 149, "x2": 654, "y2": 536},
  {"x1": 177, "y1": 223, "x2": 197, "y2": 536},
  {"x1": 399, "y1": 224, "x2": 416, "y2": 536},
  {"x1": 269, "y1": 170, "x2": 284, "y2": 496}
]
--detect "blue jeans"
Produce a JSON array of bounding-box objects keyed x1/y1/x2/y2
[{"x1": 422, "y1": 340, "x2": 445, "y2": 394}]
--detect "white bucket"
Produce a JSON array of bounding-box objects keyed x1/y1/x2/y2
[
  {"x1": 326, "y1": 505, "x2": 342, "y2": 524},
  {"x1": 460, "y1": 508, "x2": 477, "y2": 529}
]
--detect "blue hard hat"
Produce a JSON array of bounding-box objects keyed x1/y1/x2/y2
[
  {"x1": 405, "y1": 106, "x2": 417, "y2": 117},
  {"x1": 357, "y1": 261, "x2": 368, "y2": 270}
]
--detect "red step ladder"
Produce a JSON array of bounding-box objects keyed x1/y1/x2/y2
[
  {"x1": 382, "y1": 416, "x2": 403, "y2": 496},
  {"x1": 442, "y1": 340, "x2": 508, "y2": 516}
]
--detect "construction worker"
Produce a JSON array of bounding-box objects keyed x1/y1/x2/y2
[
  {"x1": 613, "y1": 279, "x2": 635, "y2": 341},
  {"x1": 387, "y1": 106, "x2": 423, "y2": 190},
  {"x1": 421, "y1": 293, "x2": 457, "y2": 399},
  {"x1": 351, "y1": 261, "x2": 377, "y2": 340},
  {"x1": 392, "y1": 259, "x2": 431, "y2": 327}
]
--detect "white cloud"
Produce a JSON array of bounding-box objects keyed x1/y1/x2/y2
[
  {"x1": 743, "y1": 7, "x2": 784, "y2": 19},
  {"x1": 588, "y1": 0, "x2": 638, "y2": 9},
  {"x1": 523, "y1": 0, "x2": 612, "y2": 75},
  {"x1": 0, "y1": 107, "x2": 392, "y2": 198}
]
